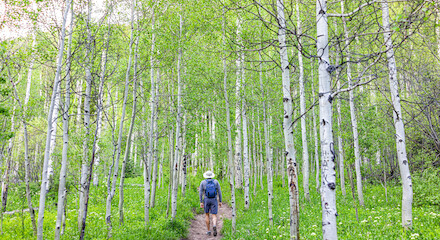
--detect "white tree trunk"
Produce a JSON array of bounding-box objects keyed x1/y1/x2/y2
[
  {"x1": 193, "y1": 133, "x2": 198, "y2": 176},
  {"x1": 105, "y1": 0, "x2": 135, "y2": 234},
  {"x1": 47, "y1": 75, "x2": 61, "y2": 190},
  {"x1": 296, "y1": 1, "x2": 310, "y2": 201},
  {"x1": 242, "y1": 81, "x2": 250, "y2": 210},
  {"x1": 234, "y1": 17, "x2": 243, "y2": 189},
  {"x1": 93, "y1": 5, "x2": 112, "y2": 187},
  {"x1": 119, "y1": 22, "x2": 139, "y2": 224},
  {"x1": 37, "y1": 1, "x2": 71, "y2": 238},
  {"x1": 75, "y1": 77, "x2": 83, "y2": 132},
  {"x1": 311, "y1": 68, "x2": 320, "y2": 193},
  {"x1": 181, "y1": 114, "x2": 188, "y2": 197},
  {"x1": 78, "y1": 0, "x2": 93, "y2": 230},
  {"x1": 381, "y1": 0, "x2": 413, "y2": 228},
  {"x1": 55, "y1": 4, "x2": 74, "y2": 238},
  {"x1": 335, "y1": 67, "x2": 345, "y2": 196},
  {"x1": 222, "y1": 5, "x2": 236, "y2": 231},
  {"x1": 277, "y1": 0, "x2": 299, "y2": 237},
  {"x1": 171, "y1": 10, "x2": 184, "y2": 220},
  {"x1": 317, "y1": 0, "x2": 338, "y2": 238},
  {"x1": 147, "y1": 1, "x2": 156, "y2": 194},
  {"x1": 252, "y1": 110, "x2": 257, "y2": 196},
  {"x1": 150, "y1": 68, "x2": 160, "y2": 208},
  {"x1": 341, "y1": 1, "x2": 364, "y2": 206}
]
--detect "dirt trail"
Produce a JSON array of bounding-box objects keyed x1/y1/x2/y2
[{"x1": 185, "y1": 203, "x2": 232, "y2": 240}]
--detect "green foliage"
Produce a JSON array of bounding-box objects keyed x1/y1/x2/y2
[
  {"x1": 413, "y1": 168, "x2": 440, "y2": 207},
  {"x1": 124, "y1": 158, "x2": 141, "y2": 178},
  {"x1": 221, "y1": 175, "x2": 440, "y2": 240}
]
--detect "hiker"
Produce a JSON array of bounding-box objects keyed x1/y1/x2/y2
[{"x1": 199, "y1": 170, "x2": 222, "y2": 236}]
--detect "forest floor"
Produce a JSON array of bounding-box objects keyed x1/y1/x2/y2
[{"x1": 185, "y1": 203, "x2": 232, "y2": 240}]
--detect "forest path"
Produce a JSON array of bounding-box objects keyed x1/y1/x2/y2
[{"x1": 184, "y1": 203, "x2": 232, "y2": 240}]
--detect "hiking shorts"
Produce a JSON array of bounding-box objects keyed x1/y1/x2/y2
[{"x1": 203, "y1": 197, "x2": 218, "y2": 214}]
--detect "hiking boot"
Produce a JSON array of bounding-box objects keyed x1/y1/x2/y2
[
  {"x1": 213, "y1": 226, "x2": 217, "y2": 236},
  {"x1": 206, "y1": 231, "x2": 211, "y2": 236}
]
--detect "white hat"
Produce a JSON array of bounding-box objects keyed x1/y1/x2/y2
[{"x1": 203, "y1": 171, "x2": 215, "y2": 179}]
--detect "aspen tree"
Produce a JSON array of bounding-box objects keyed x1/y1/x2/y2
[
  {"x1": 171, "y1": 8, "x2": 184, "y2": 220},
  {"x1": 147, "y1": 1, "x2": 157, "y2": 210},
  {"x1": 276, "y1": 0, "x2": 299, "y2": 237},
  {"x1": 1, "y1": 83, "x2": 12, "y2": 228},
  {"x1": 341, "y1": 0, "x2": 364, "y2": 206},
  {"x1": 193, "y1": 133, "x2": 198, "y2": 176},
  {"x1": 335, "y1": 55, "x2": 345, "y2": 196},
  {"x1": 55, "y1": 3, "x2": 74, "y2": 238},
  {"x1": 119, "y1": 18, "x2": 140, "y2": 224},
  {"x1": 79, "y1": 0, "x2": 93, "y2": 229},
  {"x1": 296, "y1": 0, "x2": 310, "y2": 201},
  {"x1": 8, "y1": 71, "x2": 37, "y2": 236},
  {"x1": 242, "y1": 73, "x2": 250, "y2": 210},
  {"x1": 223, "y1": 4, "x2": 236, "y2": 231},
  {"x1": 234, "y1": 15, "x2": 243, "y2": 189},
  {"x1": 15, "y1": 2, "x2": 39, "y2": 234},
  {"x1": 37, "y1": 1, "x2": 71, "y2": 238},
  {"x1": 93, "y1": 4, "x2": 113, "y2": 187},
  {"x1": 311, "y1": 67, "x2": 320, "y2": 192},
  {"x1": 105, "y1": 0, "x2": 136, "y2": 234},
  {"x1": 252, "y1": 110, "x2": 257, "y2": 196},
  {"x1": 316, "y1": 0, "x2": 338, "y2": 238},
  {"x1": 381, "y1": 0, "x2": 413, "y2": 229},
  {"x1": 150, "y1": 68, "x2": 161, "y2": 208}
]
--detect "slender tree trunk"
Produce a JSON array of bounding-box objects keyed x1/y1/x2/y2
[
  {"x1": 348, "y1": 165, "x2": 359, "y2": 223},
  {"x1": 317, "y1": 1, "x2": 338, "y2": 238},
  {"x1": 335, "y1": 63, "x2": 345, "y2": 196},
  {"x1": 277, "y1": 0, "x2": 299, "y2": 237},
  {"x1": 258, "y1": 107, "x2": 264, "y2": 191},
  {"x1": 311, "y1": 68, "x2": 320, "y2": 193},
  {"x1": 252, "y1": 111, "x2": 257, "y2": 196},
  {"x1": 105, "y1": 0, "x2": 135, "y2": 234},
  {"x1": 79, "y1": 56, "x2": 106, "y2": 240},
  {"x1": 147, "y1": 1, "x2": 157, "y2": 210},
  {"x1": 93, "y1": 5, "x2": 113, "y2": 187},
  {"x1": 193, "y1": 133, "x2": 198, "y2": 176},
  {"x1": 171, "y1": 10, "x2": 184, "y2": 220},
  {"x1": 150, "y1": 68, "x2": 160, "y2": 208},
  {"x1": 8, "y1": 74, "x2": 37, "y2": 236},
  {"x1": 78, "y1": 0, "x2": 94, "y2": 230},
  {"x1": 381, "y1": 0, "x2": 413, "y2": 228},
  {"x1": 119, "y1": 19, "x2": 139, "y2": 224},
  {"x1": 166, "y1": 126, "x2": 174, "y2": 218},
  {"x1": 234, "y1": 16, "x2": 243, "y2": 189},
  {"x1": 296, "y1": 1, "x2": 309, "y2": 201},
  {"x1": 75, "y1": 77, "x2": 83, "y2": 132},
  {"x1": 341, "y1": 1, "x2": 364, "y2": 206},
  {"x1": 242, "y1": 78, "x2": 250, "y2": 210},
  {"x1": 222, "y1": 5, "x2": 236, "y2": 231},
  {"x1": 181, "y1": 113, "x2": 187, "y2": 196},
  {"x1": 55, "y1": 4, "x2": 74, "y2": 238},
  {"x1": 36, "y1": 1, "x2": 71, "y2": 238}
]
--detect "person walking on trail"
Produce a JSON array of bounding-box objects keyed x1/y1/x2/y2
[{"x1": 199, "y1": 171, "x2": 222, "y2": 236}]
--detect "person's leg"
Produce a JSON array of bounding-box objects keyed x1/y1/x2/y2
[
  {"x1": 212, "y1": 214, "x2": 217, "y2": 226},
  {"x1": 212, "y1": 199, "x2": 218, "y2": 236},
  {"x1": 205, "y1": 213, "x2": 210, "y2": 231}
]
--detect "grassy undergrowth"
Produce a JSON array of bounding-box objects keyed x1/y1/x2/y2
[
  {"x1": 220, "y1": 173, "x2": 440, "y2": 240},
  {"x1": 1, "y1": 172, "x2": 201, "y2": 240},
  {"x1": 3, "y1": 168, "x2": 439, "y2": 239}
]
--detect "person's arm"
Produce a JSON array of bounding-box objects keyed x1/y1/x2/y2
[
  {"x1": 199, "y1": 181, "x2": 204, "y2": 203},
  {"x1": 216, "y1": 180, "x2": 222, "y2": 203}
]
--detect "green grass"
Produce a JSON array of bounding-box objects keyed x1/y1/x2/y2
[
  {"x1": 2, "y1": 169, "x2": 440, "y2": 239},
  {"x1": 1, "y1": 173, "x2": 200, "y2": 240},
  {"x1": 220, "y1": 174, "x2": 440, "y2": 240}
]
